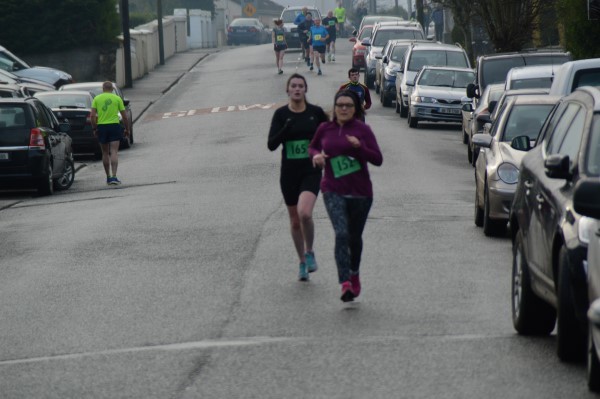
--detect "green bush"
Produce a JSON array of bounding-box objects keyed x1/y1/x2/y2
[
  {"x1": 0, "y1": 0, "x2": 121, "y2": 55},
  {"x1": 556, "y1": 0, "x2": 600, "y2": 59}
]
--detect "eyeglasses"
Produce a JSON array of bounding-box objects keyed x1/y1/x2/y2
[{"x1": 335, "y1": 103, "x2": 355, "y2": 109}]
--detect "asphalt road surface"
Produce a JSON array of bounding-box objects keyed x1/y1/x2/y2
[{"x1": 0, "y1": 40, "x2": 596, "y2": 398}]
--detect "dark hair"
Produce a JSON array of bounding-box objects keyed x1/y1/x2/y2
[
  {"x1": 306, "y1": 12, "x2": 312, "y2": 16},
  {"x1": 286, "y1": 73, "x2": 308, "y2": 93},
  {"x1": 334, "y1": 90, "x2": 364, "y2": 122},
  {"x1": 348, "y1": 68, "x2": 359, "y2": 77}
]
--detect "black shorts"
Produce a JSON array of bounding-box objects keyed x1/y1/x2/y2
[
  {"x1": 274, "y1": 44, "x2": 287, "y2": 52},
  {"x1": 326, "y1": 35, "x2": 336, "y2": 44},
  {"x1": 280, "y1": 168, "x2": 321, "y2": 206},
  {"x1": 300, "y1": 37, "x2": 310, "y2": 49},
  {"x1": 97, "y1": 123, "x2": 123, "y2": 144},
  {"x1": 313, "y1": 46, "x2": 326, "y2": 54}
]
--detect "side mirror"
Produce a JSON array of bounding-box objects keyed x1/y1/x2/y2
[
  {"x1": 573, "y1": 178, "x2": 600, "y2": 218},
  {"x1": 466, "y1": 83, "x2": 479, "y2": 99},
  {"x1": 472, "y1": 133, "x2": 493, "y2": 149},
  {"x1": 352, "y1": 29, "x2": 357, "y2": 36},
  {"x1": 361, "y1": 39, "x2": 371, "y2": 46},
  {"x1": 510, "y1": 135, "x2": 532, "y2": 152},
  {"x1": 462, "y1": 103, "x2": 473, "y2": 112},
  {"x1": 349, "y1": 37, "x2": 356, "y2": 43},
  {"x1": 58, "y1": 122, "x2": 71, "y2": 133},
  {"x1": 488, "y1": 100, "x2": 497, "y2": 114},
  {"x1": 544, "y1": 154, "x2": 571, "y2": 180},
  {"x1": 123, "y1": 98, "x2": 130, "y2": 106},
  {"x1": 375, "y1": 54, "x2": 382, "y2": 59},
  {"x1": 476, "y1": 113, "x2": 491, "y2": 124},
  {"x1": 383, "y1": 56, "x2": 389, "y2": 64}
]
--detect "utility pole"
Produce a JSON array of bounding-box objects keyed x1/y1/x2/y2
[
  {"x1": 120, "y1": 0, "x2": 133, "y2": 88},
  {"x1": 415, "y1": 0, "x2": 424, "y2": 29},
  {"x1": 158, "y1": 0, "x2": 165, "y2": 65}
]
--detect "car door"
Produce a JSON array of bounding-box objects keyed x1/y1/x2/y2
[{"x1": 529, "y1": 102, "x2": 583, "y2": 281}]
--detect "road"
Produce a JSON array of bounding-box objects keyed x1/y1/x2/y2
[{"x1": 0, "y1": 41, "x2": 595, "y2": 398}]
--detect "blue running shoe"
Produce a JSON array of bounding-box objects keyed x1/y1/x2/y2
[
  {"x1": 305, "y1": 251, "x2": 318, "y2": 273},
  {"x1": 317, "y1": 69, "x2": 322, "y2": 75},
  {"x1": 298, "y1": 262, "x2": 309, "y2": 281},
  {"x1": 109, "y1": 176, "x2": 122, "y2": 185}
]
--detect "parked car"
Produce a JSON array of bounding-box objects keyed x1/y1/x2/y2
[
  {"x1": 504, "y1": 64, "x2": 558, "y2": 90},
  {"x1": 34, "y1": 91, "x2": 101, "y2": 159},
  {"x1": 407, "y1": 65, "x2": 474, "y2": 128},
  {"x1": 227, "y1": 18, "x2": 269, "y2": 46},
  {"x1": 472, "y1": 94, "x2": 559, "y2": 236},
  {"x1": 376, "y1": 39, "x2": 428, "y2": 107},
  {"x1": 0, "y1": 45, "x2": 73, "y2": 88},
  {"x1": 549, "y1": 57, "x2": 600, "y2": 96},
  {"x1": 280, "y1": 6, "x2": 322, "y2": 49},
  {"x1": 466, "y1": 49, "x2": 571, "y2": 113},
  {"x1": 509, "y1": 86, "x2": 600, "y2": 363},
  {"x1": 356, "y1": 15, "x2": 403, "y2": 34},
  {"x1": 349, "y1": 24, "x2": 373, "y2": 70},
  {"x1": 0, "y1": 69, "x2": 56, "y2": 95},
  {"x1": 461, "y1": 82, "x2": 504, "y2": 151},
  {"x1": 0, "y1": 97, "x2": 74, "y2": 195},
  {"x1": 59, "y1": 82, "x2": 133, "y2": 149},
  {"x1": 363, "y1": 21, "x2": 425, "y2": 88},
  {"x1": 0, "y1": 83, "x2": 27, "y2": 98},
  {"x1": 573, "y1": 177, "x2": 600, "y2": 392},
  {"x1": 396, "y1": 42, "x2": 471, "y2": 118}
]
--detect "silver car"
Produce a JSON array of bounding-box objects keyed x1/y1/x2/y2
[
  {"x1": 407, "y1": 66, "x2": 474, "y2": 128},
  {"x1": 472, "y1": 94, "x2": 559, "y2": 236}
]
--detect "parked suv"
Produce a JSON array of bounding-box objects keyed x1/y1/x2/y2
[
  {"x1": 0, "y1": 98, "x2": 74, "y2": 195},
  {"x1": 363, "y1": 21, "x2": 425, "y2": 88},
  {"x1": 395, "y1": 42, "x2": 471, "y2": 117},
  {"x1": 509, "y1": 86, "x2": 600, "y2": 363},
  {"x1": 466, "y1": 49, "x2": 571, "y2": 108},
  {"x1": 280, "y1": 6, "x2": 321, "y2": 49}
]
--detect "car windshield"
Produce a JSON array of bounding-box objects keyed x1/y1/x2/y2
[
  {"x1": 35, "y1": 93, "x2": 92, "y2": 109},
  {"x1": 502, "y1": 104, "x2": 554, "y2": 142},
  {"x1": 391, "y1": 45, "x2": 409, "y2": 61},
  {"x1": 418, "y1": 69, "x2": 475, "y2": 88},
  {"x1": 359, "y1": 27, "x2": 373, "y2": 40},
  {"x1": 585, "y1": 113, "x2": 600, "y2": 176},
  {"x1": 510, "y1": 77, "x2": 553, "y2": 90},
  {"x1": 408, "y1": 50, "x2": 469, "y2": 72},
  {"x1": 230, "y1": 19, "x2": 258, "y2": 27},
  {"x1": 373, "y1": 30, "x2": 423, "y2": 46}
]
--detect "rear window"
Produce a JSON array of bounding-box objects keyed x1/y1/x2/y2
[
  {"x1": 0, "y1": 105, "x2": 30, "y2": 146},
  {"x1": 510, "y1": 77, "x2": 553, "y2": 90},
  {"x1": 408, "y1": 50, "x2": 469, "y2": 71},
  {"x1": 373, "y1": 29, "x2": 423, "y2": 46},
  {"x1": 230, "y1": 19, "x2": 258, "y2": 27},
  {"x1": 35, "y1": 93, "x2": 92, "y2": 109}
]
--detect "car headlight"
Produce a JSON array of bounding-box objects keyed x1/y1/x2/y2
[
  {"x1": 412, "y1": 96, "x2": 436, "y2": 104},
  {"x1": 497, "y1": 163, "x2": 519, "y2": 184},
  {"x1": 578, "y1": 216, "x2": 595, "y2": 245}
]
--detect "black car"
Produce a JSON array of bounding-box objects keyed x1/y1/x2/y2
[
  {"x1": 0, "y1": 45, "x2": 74, "y2": 88},
  {"x1": 34, "y1": 91, "x2": 101, "y2": 159},
  {"x1": 0, "y1": 83, "x2": 27, "y2": 98},
  {"x1": 60, "y1": 82, "x2": 133, "y2": 149},
  {"x1": 509, "y1": 86, "x2": 600, "y2": 362},
  {"x1": 226, "y1": 18, "x2": 269, "y2": 46},
  {"x1": 0, "y1": 97, "x2": 74, "y2": 195}
]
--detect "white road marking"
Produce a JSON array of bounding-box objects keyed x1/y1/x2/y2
[{"x1": 145, "y1": 103, "x2": 282, "y2": 121}]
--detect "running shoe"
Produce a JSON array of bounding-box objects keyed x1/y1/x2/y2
[
  {"x1": 305, "y1": 251, "x2": 318, "y2": 273},
  {"x1": 298, "y1": 262, "x2": 309, "y2": 281},
  {"x1": 332, "y1": 55, "x2": 335, "y2": 62},
  {"x1": 340, "y1": 281, "x2": 355, "y2": 302},
  {"x1": 350, "y1": 273, "x2": 361, "y2": 297},
  {"x1": 310, "y1": 64, "x2": 314, "y2": 71},
  {"x1": 278, "y1": 69, "x2": 283, "y2": 75},
  {"x1": 106, "y1": 177, "x2": 113, "y2": 185},
  {"x1": 317, "y1": 69, "x2": 322, "y2": 75},
  {"x1": 109, "y1": 177, "x2": 122, "y2": 185}
]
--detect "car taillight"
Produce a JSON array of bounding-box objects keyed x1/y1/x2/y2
[
  {"x1": 227, "y1": 27, "x2": 233, "y2": 32},
  {"x1": 85, "y1": 112, "x2": 92, "y2": 126},
  {"x1": 29, "y1": 128, "x2": 45, "y2": 149},
  {"x1": 250, "y1": 27, "x2": 258, "y2": 32}
]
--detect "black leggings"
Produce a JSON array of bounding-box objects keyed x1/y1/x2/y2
[{"x1": 323, "y1": 192, "x2": 372, "y2": 283}]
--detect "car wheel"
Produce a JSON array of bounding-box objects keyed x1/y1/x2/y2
[
  {"x1": 408, "y1": 110, "x2": 418, "y2": 128},
  {"x1": 399, "y1": 92, "x2": 408, "y2": 118},
  {"x1": 462, "y1": 128, "x2": 469, "y2": 144},
  {"x1": 512, "y1": 229, "x2": 556, "y2": 335},
  {"x1": 557, "y1": 245, "x2": 587, "y2": 362},
  {"x1": 474, "y1": 179, "x2": 483, "y2": 227},
  {"x1": 588, "y1": 329, "x2": 600, "y2": 392},
  {"x1": 395, "y1": 98, "x2": 400, "y2": 114},
  {"x1": 375, "y1": 81, "x2": 380, "y2": 94},
  {"x1": 364, "y1": 73, "x2": 374, "y2": 89},
  {"x1": 471, "y1": 146, "x2": 479, "y2": 167},
  {"x1": 467, "y1": 141, "x2": 473, "y2": 164},
  {"x1": 381, "y1": 90, "x2": 391, "y2": 107},
  {"x1": 483, "y1": 183, "x2": 506, "y2": 237},
  {"x1": 37, "y1": 162, "x2": 54, "y2": 196},
  {"x1": 54, "y1": 158, "x2": 75, "y2": 191}
]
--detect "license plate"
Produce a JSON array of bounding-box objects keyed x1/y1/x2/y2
[
  {"x1": 238, "y1": 29, "x2": 247, "y2": 32},
  {"x1": 0, "y1": 152, "x2": 8, "y2": 160},
  {"x1": 293, "y1": 33, "x2": 298, "y2": 37},
  {"x1": 439, "y1": 108, "x2": 460, "y2": 114}
]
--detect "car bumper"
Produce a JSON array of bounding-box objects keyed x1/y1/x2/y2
[
  {"x1": 0, "y1": 149, "x2": 48, "y2": 189},
  {"x1": 487, "y1": 182, "x2": 517, "y2": 220},
  {"x1": 284, "y1": 33, "x2": 303, "y2": 48},
  {"x1": 410, "y1": 103, "x2": 463, "y2": 123}
]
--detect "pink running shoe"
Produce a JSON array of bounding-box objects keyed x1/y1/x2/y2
[
  {"x1": 340, "y1": 281, "x2": 355, "y2": 302},
  {"x1": 350, "y1": 274, "x2": 361, "y2": 297}
]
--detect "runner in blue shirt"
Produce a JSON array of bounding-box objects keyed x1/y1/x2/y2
[{"x1": 309, "y1": 18, "x2": 329, "y2": 76}]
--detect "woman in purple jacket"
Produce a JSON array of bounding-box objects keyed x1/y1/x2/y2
[{"x1": 309, "y1": 90, "x2": 383, "y2": 302}]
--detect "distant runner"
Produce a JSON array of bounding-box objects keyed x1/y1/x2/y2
[
  {"x1": 322, "y1": 11, "x2": 338, "y2": 62},
  {"x1": 272, "y1": 19, "x2": 287, "y2": 74},
  {"x1": 309, "y1": 17, "x2": 329, "y2": 76}
]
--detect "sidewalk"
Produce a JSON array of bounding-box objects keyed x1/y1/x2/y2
[
  {"x1": 0, "y1": 48, "x2": 218, "y2": 211},
  {"x1": 123, "y1": 48, "x2": 219, "y2": 123}
]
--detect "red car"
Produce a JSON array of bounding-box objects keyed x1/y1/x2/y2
[{"x1": 349, "y1": 25, "x2": 373, "y2": 70}]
